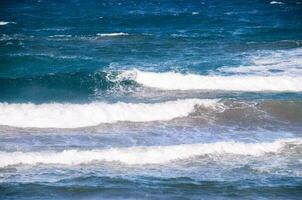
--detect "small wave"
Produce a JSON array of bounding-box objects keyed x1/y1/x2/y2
[
  {"x1": 96, "y1": 32, "x2": 129, "y2": 37},
  {"x1": 0, "y1": 138, "x2": 300, "y2": 167},
  {"x1": 127, "y1": 69, "x2": 302, "y2": 92},
  {"x1": 0, "y1": 21, "x2": 16, "y2": 26},
  {"x1": 0, "y1": 99, "x2": 218, "y2": 128}
]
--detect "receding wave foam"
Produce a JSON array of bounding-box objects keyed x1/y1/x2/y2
[
  {"x1": 0, "y1": 138, "x2": 300, "y2": 167},
  {"x1": 126, "y1": 70, "x2": 302, "y2": 92},
  {"x1": 0, "y1": 99, "x2": 217, "y2": 128}
]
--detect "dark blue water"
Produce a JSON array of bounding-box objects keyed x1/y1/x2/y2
[{"x1": 0, "y1": 0, "x2": 302, "y2": 199}]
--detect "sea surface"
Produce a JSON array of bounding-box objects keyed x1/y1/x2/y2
[{"x1": 0, "y1": 0, "x2": 302, "y2": 199}]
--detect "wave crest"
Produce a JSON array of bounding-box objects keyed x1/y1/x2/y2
[
  {"x1": 0, "y1": 138, "x2": 300, "y2": 167},
  {"x1": 127, "y1": 69, "x2": 302, "y2": 92},
  {"x1": 0, "y1": 99, "x2": 218, "y2": 128}
]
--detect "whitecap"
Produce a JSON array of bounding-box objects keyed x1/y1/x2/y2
[
  {"x1": 0, "y1": 138, "x2": 300, "y2": 167},
  {"x1": 96, "y1": 32, "x2": 129, "y2": 37},
  {"x1": 0, "y1": 21, "x2": 16, "y2": 26},
  {"x1": 270, "y1": 1, "x2": 284, "y2": 4},
  {"x1": 0, "y1": 99, "x2": 218, "y2": 128},
  {"x1": 126, "y1": 69, "x2": 302, "y2": 92}
]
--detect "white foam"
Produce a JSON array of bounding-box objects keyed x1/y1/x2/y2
[
  {"x1": 128, "y1": 69, "x2": 302, "y2": 92},
  {"x1": 270, "y1": 1, "x2": 284, "y2": 4},
  {"x1": 219, "y1": 49, "x2": 302, "y2": 76},
  {"x1": 0, "y1": 21, "x2": 15, "y2": 26},
  {"x1": 0, "y1": 138, "x2": 300, "y2": 167},
  {"x1": 96, "y1": 32, "x2": 129, "y2": 37},
  {"x1": 0, "y1": 99, "x2": 217, "y2": 128},
  {"x1": 124, "y1": 48, "x2": 302, "y2": 92}
]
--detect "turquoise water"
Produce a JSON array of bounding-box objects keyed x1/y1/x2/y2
[{"x1": 0, "y1": 0, "x2": 302, "y2": 199}]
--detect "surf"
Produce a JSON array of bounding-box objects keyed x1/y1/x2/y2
[
  {"x1": 125, "y1": 69, "x2": 302, "y2": 92},
  {"x1": 0, "y1": 99, "x2": 218, "y2": 128},
  {"x1": 0, "y1": 138, "x2": 300, "y2": 167}
]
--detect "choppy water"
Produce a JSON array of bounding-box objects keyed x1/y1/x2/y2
[{"x1": 1, "y1": 0, "x2": 302, "y2": 199}]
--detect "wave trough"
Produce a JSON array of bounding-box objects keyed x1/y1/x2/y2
[
  {"x1": 0, "y1": 99, "x2": 217, "y2": 128},
  {"x1": 0, "y1": 138, "x2": 300, "y2": 167}
]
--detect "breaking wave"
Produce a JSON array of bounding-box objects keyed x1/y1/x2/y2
[
  {"x1": 0, "y1": 99, "x2": 218, "y2": 128},
  {"x1": 125, "y1": 69, "x2": 302, "y2": 92},
  {"x1": 120, "y1": 48, "x2": 302, "y2": 92},
  {"x1": 0, "y1": 138, "x2": 300, "y2": 167}
]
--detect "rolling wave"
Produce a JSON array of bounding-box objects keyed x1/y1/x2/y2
[
  {"x1": 0, "y1": 99, "x2": 218, "y2": 128},
  {"x1": 2, "y1": 69, "x2": 301, "y2": 97},
  {"x1": 126, "y1": 69, "x2": 302, "y2": 92},
  {"x1": 0, "y1": 138, "x2": 300, "y2": 167},
  {"x1": 120, "y1": 49, "x2": 302, "y2": 92},
  {"x1": 0, "y1": 71, "x2": 136, "y2": 102},
  {"x1": 1, "y1": 48, "x2": 301, "y2": 102}
]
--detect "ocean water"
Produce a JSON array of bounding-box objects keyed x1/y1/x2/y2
[{"x1": 0, "y1": 0, "x2": 302, "y2": 199}]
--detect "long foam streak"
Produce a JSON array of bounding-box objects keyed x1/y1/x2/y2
[
  {"x1": 0, "y1": 99, "x2": 217, "y2": 128},
  {"x1": 130, "y1": 70, "x2": 302, "y2": 92},
  {"x1": 96, "y1": 32, "x2": 128, "y2": 37},
  {"x1": 0, "y1": 138, "x2": 300, "y2": 167}
]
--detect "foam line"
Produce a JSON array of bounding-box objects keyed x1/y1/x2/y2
[
  {"x1": 0, "y1": 138, "x2": 300, "y2": 167},
  {"x1": 129, "y1": 70, "x2": 302, "y2": 92},
  {"x1": 96, "y1": 32, "x2": 128, "y2": 37},
  {"x1": 0, "y1": 99, "x2": 217, "y2": 128}
]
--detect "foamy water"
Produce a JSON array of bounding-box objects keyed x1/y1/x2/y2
[
  {"x1": 0, "y1": 99, "x2": 218, "y2": 128},
  {"x1": 219, "y1": 49, "x2": 302, "y2": 76},
  {"x1": 127, "y1": 70, "x2": 302, "y2": 91},
  {"x1": 1, "y1": 138, "x2": 300, "y2": 167},
  {"x1": 96, "y1": 32, "x2": 129, "y2": 37}
]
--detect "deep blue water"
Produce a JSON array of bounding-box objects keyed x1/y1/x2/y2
[{"x1": 0, "y1": 0, "x2": 302, "y2": 199}]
